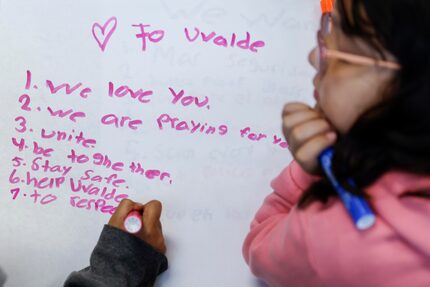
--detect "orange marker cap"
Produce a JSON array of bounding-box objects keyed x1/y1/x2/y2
[{"x1": 320, "y1": 0, "x2": 334, "y2": 13}]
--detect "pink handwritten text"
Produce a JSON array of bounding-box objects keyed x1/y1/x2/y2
[
  {"x1": 169, "y1": 87, "x2": 210, "y2": 110},
  {"x1": 184, "y1": 27, "x2": 265, "y2": 53},
  {"x1": 156, "y1": 113, "x2": 228, "y2": 136}
]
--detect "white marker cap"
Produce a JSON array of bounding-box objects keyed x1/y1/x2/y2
[{"x1": 124, "y1": 211, "x2": 143, "y2": 234}]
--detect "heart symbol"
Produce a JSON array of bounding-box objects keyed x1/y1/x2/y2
[{"x1": 92, "y1": 17, "x2": 117, "y2": 52}]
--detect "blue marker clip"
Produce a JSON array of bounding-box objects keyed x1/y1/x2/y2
[{"x1": 319, "y1": 147, "x2": 376, "y2": 230}]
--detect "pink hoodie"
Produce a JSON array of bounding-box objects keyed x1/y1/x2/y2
[{"x1": 243, "y1": 160, "x2": 430, "y2": 287}]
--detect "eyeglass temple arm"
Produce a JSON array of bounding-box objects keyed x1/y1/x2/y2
[{"x1": 325, "y1": 49, "x2": 401, "y2": 70}]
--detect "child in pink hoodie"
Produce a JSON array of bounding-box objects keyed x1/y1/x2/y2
[{"x1": 243, "y1": 0, "x2": 430, "y2": 286}]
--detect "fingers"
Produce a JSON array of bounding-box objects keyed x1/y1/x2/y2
[
  {"x1": 295, "y1": 132, "x2": 337, "y2": 172},
  {"x1": 283, "y1": 109, "x2": 321, "y2": 140},
  {"x1": 112, "y1": 199, "x2": 143, "y2": 220},
  {"x1": 108, "y1": 199, "x2": 143, "y2": 232},
  {"x1": 282, "y1": 101, "x2": 338, "y2": 174},
  {"x1": 287, "y1": 118, "x2": 333, "y2": 152},
  {"x1": 282, "y1": 102, "x2": 312, "y2": 118},
  {"x1": 108, "y1": 198, "x2": 167, "y2": 254},
  {"x1": 142, "y1": 200, "x2": 162, "y2": 227},
  {"x1": 140, "y1": 200, "x2": 166, "y2": 254}
]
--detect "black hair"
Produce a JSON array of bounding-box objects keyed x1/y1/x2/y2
[{"x1": 298, "y1": 0, "x2": 430, "y2": 207}]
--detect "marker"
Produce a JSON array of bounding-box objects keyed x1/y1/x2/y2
[
  {"x1": 319, "y1": 147, "x2": 376, "y2": 230},
  {"x1": 320, "y1": 0, "x2": 334, "y2": 14},
  {"x1": 124, "y1": 211, "x2": 143, "y2": 234}
]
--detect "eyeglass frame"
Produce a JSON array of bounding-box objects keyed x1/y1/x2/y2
[{"x1": 316, "y1": 12, "x2": 401, "y2": 76}]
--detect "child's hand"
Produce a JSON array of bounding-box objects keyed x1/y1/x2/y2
[
  {"x1": 282, "y1": 102, "x2": 337, "y2": 175},
  {"x1": 109, "y1": 199, "x2": 167, "y2": 254}
]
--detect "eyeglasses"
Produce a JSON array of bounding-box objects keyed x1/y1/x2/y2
[{"x1": 316, "y1": 13, "x2": 401, "y2": 76}]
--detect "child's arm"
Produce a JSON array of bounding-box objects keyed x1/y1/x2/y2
[
  {"x1": 64, "y1": 199, "x2": 167, "y2": 287},
  {"x1": 64, "y1": 225, "x2": 167, "y2": 287},
  {"x1": 248, "y1": 160, "x2": 320, "y2": 229},
  {"x1": 243, "y1": 160, "x2": 320, "y2": 264}
]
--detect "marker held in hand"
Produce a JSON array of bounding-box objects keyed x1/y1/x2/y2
[
  {"x1": 319, "y1": 147, "x2": 376, "y2": 230},
  {"x1": 124, "y1": 210, "x2": 143, "y2": 234}
]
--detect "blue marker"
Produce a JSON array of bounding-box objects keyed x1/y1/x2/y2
[{"x1": 319, "y1": 147, "x2": 376, "y2": 230}]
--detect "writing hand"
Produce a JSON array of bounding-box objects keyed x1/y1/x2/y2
[{"x1": 109, "y1": 199, "x2": 166, "y2": 254}]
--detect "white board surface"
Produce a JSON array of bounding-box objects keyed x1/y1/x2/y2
[{"x1": 0, "y1": 0, "x2": 318, "y2": 286}]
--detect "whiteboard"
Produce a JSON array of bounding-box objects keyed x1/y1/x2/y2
[{"x1": 0, "y1": 1, "x2": 318, "y2": 286}]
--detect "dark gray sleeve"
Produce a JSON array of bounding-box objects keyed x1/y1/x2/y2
[
  {"x1": 64, "y1": 225, "x2": 168, "y2": 287},
  {"x1": 0, "y1": 266, "x2": 6, "y2": 287}
]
